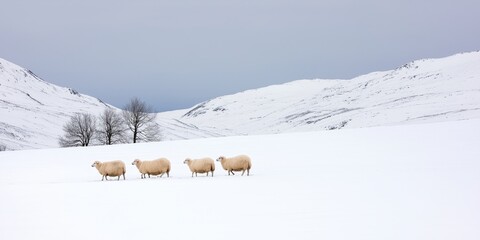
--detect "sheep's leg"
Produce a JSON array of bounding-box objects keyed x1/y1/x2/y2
[
  {"x1": 241, "y1": 170, "x2": 245, "y2": 176},
  {"x1": 191, "y1": 172, "x2": 194, "y2": 177},
  {"x1": 211, "y1": 171, "x2": 214, "y2": 177},
  {"x1": 102, "y1": 175, "x2": 105, "y2": 181},
  {"x1": 117, "y1": 176, "x2": 120, "y2": 181},
  {"x1": 123, "y1": 173, "x2": 126, "y2": 180},
  {"x1": 247, "y1": 169, "x2": 249, "y2": 176},
  {"x1": 167, "y1": 171, "x2": 170, "y2": 178},
  {"x1": 207, "y1": 172, "x2": 209, "y2": 176},
  {"x1": 148, "y1": 174, "x2": 151, "y2": 178}
]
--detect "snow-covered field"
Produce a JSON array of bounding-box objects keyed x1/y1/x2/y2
[{"x1": 1, "y1": 119, "x2": 479, "y2": 240}]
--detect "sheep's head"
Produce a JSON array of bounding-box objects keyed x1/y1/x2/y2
[
  {"x1": 91, "y1": 161, "x2": 101, "y2": 167},
  {"x1": 216, "y1": 156, "x2": 225, "y2": 162},
  {"x1": 132, "y1": 159, "x2": 141, "y2": 165},
  {"x1": 183, "y1": 158, "x2": 191, "y2": 164}
]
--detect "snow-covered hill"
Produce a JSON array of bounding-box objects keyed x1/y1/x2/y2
[
  {"x1": 0, "y1": 58, "x2": 111, "y2": 149},
  {"x1": 1, "y1": 119, "x2": 479, "y2": 240},
  {"x1": 2, "y1": 51, "x2": 480, "y2": 149},
  {"x1": 158, "y1": 51, "x2": 480, "y2": 138}
]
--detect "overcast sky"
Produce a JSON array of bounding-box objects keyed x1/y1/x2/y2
[{"x1": 1, "y1": 0, "x2": 478, "y2": 111}]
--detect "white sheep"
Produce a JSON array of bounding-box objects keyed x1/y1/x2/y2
[
  {"x1": 183, "y1": 158, "x2": 215, "y2": 177},
  {"x1": 216, "y1": 155, "x2": 252, "y2": 176},
  {"x1": 91, "y1": 160, "x2": 126, "y2": 181},
  {"x1": 131, "y1": 158, "x2": 171, "y2": 179}
]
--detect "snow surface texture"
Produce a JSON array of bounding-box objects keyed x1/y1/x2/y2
[
  {"x1": 1, "y1": 119, "x2": 479, "y2": 240},
  {"x1": 2, "y1": 51, "x2": 480, "y2": 149}
]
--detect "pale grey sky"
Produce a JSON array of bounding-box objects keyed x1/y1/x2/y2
[{"x1": 1, "y1": 0, "x2": 478, "y2": 111}]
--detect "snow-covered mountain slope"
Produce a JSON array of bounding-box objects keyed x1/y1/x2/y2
[
  {"x1": 1, "y1": 119, "x2": 480, "y2": 240},
  {"x1": 158, "y1": 51, "x2": 480, "y2": 138},
  {"x1": 0, "y1": 58, "x2": 112, "y2": 150},
  {"x1": 2, "y1": 51, "x2": 480, "y2": 149},
  {"x1": 0, "y1": 57, "x2": 232, "y2": 150}
]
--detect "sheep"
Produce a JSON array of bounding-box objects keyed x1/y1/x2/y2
[
  {"x1": 91, "y1": 160, "x2": 126, "y2": 181},
  {"x1": 183, "y1": 158, "x2": 215, "y2": 177},
  {"x1": 216, "y1": 155, "x2": 252, "y2": 176},
  {"x1": 131, "y1": 158, "x2": 171, "y2": 179}
]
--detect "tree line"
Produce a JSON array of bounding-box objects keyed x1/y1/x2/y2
[{"x1": 59, "y1": 97, "x2": 161, "y2": 147}]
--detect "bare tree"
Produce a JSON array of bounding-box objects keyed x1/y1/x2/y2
[
  {"x1": 0, "y1": 144, "x2": 6, "y2": 151},
  {"x1": 97, "y1": 108, "x2": 126, "y2": 145},
  {"x1": 122, "y1": 97, "x2": 161, "y2": 143},
  {"x1": 59, "y1": 113, "x2": 97, "y2": 147}
]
